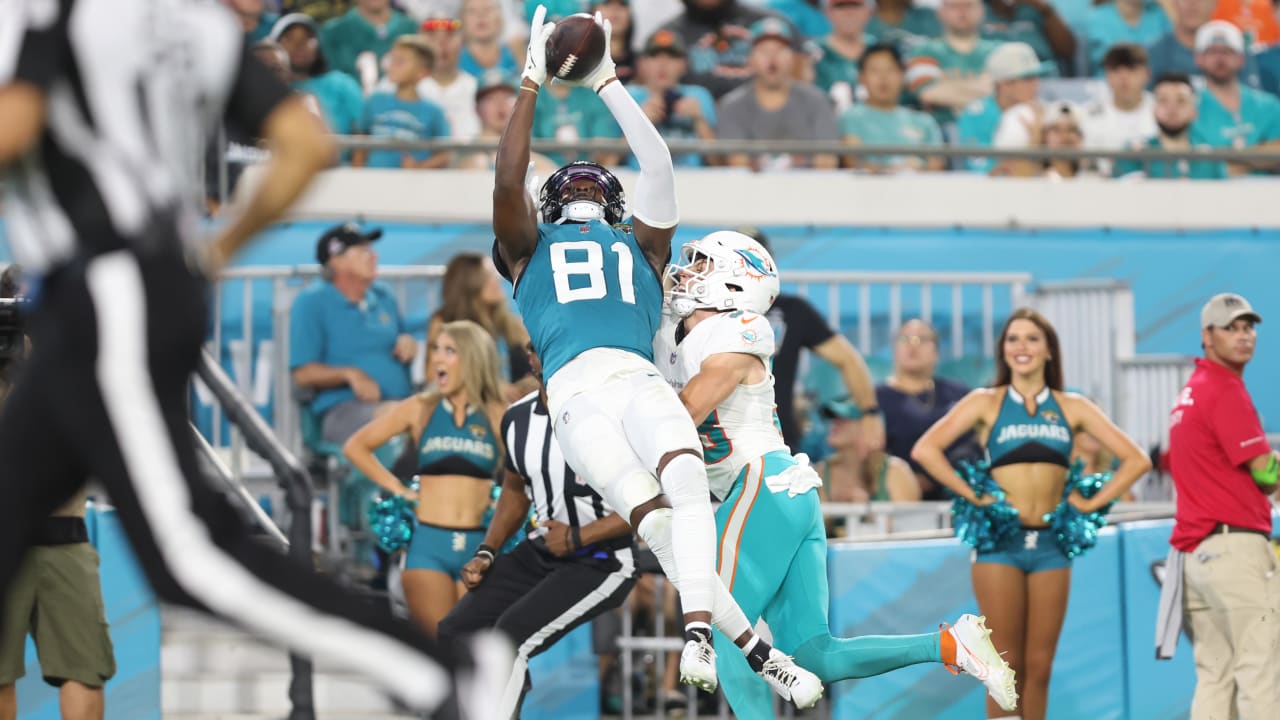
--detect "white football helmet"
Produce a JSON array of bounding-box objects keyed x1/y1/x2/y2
[{"x1": 664, "y1": 231, "x2": 780, "y2": 318}]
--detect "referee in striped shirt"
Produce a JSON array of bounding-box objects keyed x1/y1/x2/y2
[
  {"x1": 439, "y1": 344, "x2": 637, "y2": 718},
  {"x1": 0, "y1": 1, "x2": 490, "y2": 715}
]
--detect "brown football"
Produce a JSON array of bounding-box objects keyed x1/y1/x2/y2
[{"x1": 545, "y1": 14, "x2": 606, "y2": 83}]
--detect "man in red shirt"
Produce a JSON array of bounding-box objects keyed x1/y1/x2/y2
[{"x1": 1167, "y1": 292, "x2": 1279, "y2": 719}]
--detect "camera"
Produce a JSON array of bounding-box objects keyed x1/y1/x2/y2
[
  {"x1": 0, "y1": 264, "x2": 29, "y2": 364},
  {"x1": 662, "y1": 88, "x2": 683, "y2": 118},
  {"x1": 0, "y1": 297, "x2": 28, "y2": 361}
]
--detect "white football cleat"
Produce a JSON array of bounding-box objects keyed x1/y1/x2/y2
[
  {"x1": 758, "y1": 649, "x2": 823, "y2": 709},
  {"x1": 945, "y1": 614, "x2": 1018, "y2": 712},
  {"x1": 679, "y1": 635, "x2": 718, "y2": 692}
]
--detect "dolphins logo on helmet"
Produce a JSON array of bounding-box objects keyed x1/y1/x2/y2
[
  {"x1": 538, "y1": 161, "x2": 627, "y2": 225},
  {"x1": 664, "y1": 230, "x2": 780, "y2": 318}
]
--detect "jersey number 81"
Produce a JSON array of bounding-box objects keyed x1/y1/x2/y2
[{"x1": 550, "y1": 241, "x2": 637, "y2": 305}]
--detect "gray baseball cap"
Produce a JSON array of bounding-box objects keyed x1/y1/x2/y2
[{"x1": 1201, "y1": 293, "x2": 1262, "y2": 328}]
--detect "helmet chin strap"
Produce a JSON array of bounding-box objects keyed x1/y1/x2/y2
[
  {"x1": 669, "y1": 296, "x2": 698, "y2": 318},
  {"x1": 560, "y1": 200, "x2": 606, "y2": 223}
]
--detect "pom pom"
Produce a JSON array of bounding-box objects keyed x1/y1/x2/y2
[
  {"x1": 1044, "y1": 460, "x2": 1115, "y2": 560},
  {"x1": 951, "y1": 459, "x2": 1022, "y2": 552},
  {"x1": 368, "y1": 479, "x2": 420, "y2": 553}
]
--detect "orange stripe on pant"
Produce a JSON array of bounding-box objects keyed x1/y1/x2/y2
[{"x1": 716, "y1": 462, "x2": 764, "y2": 592}]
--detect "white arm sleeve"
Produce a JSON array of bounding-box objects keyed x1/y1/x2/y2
[{"x1": 597, "y1": 80, "x2": 678, "y2": 228}]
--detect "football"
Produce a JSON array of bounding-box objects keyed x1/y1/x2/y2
[{"x1": 545, "y1": 13, "x2": 606, "y2": 83}]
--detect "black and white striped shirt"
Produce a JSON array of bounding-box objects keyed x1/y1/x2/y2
[
  {"x1": 502, "y1": 390, "x2": 632, "y2": 554},
  {"x1": 0, "y1": 0, "x2": 290, "y2": 273}
]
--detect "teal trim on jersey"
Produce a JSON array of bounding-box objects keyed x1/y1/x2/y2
[
  {"x1": 986, "y1": 388, "x2": 1073, "y2": 469},
  {"x1": 417, "y1": 399, "x2": 501, "y2": 479},
  {"x1": 515, "y1": 221, "x2": 663, "y2": 380},
  {"x1": 709, "y1": 451, "x2": 941, "y2": 717}
]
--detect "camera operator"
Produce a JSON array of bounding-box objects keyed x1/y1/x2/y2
[{"x1": 0, "y1": 265, "x2": 115, "y2": 720}]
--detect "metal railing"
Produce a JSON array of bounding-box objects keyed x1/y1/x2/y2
[
  {"x1": 203, "y1": 265, "x2": 445, "y2": 474},
  {"x1": 323, "y1": 135, "x2": 1280, "y2": 165},
  {"x1": 203, "y1": 266, "x2": 1029, "y2": 467},
  {"x1": 193, "y1": 349, "x2": 317, "y2": 720},
  {"x1": 1029, "y1": 279, "x2": 1136, "y2": 417}
]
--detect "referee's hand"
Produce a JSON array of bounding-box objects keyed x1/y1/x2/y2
[
  {"x1": 542, "y1": 520, "x2": 574, "y2": 557},
  {"x1": 461, "y1": 555, "x2": 492, "y2": 589}
]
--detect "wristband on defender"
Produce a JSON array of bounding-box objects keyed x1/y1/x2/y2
[
  {"x1": 1251, "y1": 454, "x2": 1279, "y2": 487},
  {"x1": 475, "y1": 544, "x2": 497, "y2": 562}
]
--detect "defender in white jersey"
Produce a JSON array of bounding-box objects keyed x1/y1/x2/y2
[{"x1": 658, "y1": 232, "x2": 1018, "y2": 719}]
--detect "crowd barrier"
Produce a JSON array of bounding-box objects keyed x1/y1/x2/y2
[
  {"x1": 198, "y1": 262, "x2": 1026, "y2": 482},
  {"x1": 522, "y1": 517, "x2": 1247, "y2": 720},
  {"x1": 29, "y1": 509, "x2": 1280, "y2": 719}
]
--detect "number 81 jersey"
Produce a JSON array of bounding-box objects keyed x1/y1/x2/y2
[
  {"x1": 515, "y1": 220, "x2": 664, "y2": 381},
  {"x1": 655, "y1": 310, "x2": 790, "y2": 501}
]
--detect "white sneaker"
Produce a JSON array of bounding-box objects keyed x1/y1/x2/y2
[
  {"x1": 946, "y1": 614, "x2": 1018, "y2": 712},
  {"x1": 679, "y1": 635, "x2": 718, "y2": 692},
  {"x1": 758, "y1": 649, "x2": 823, "y2": 709}
]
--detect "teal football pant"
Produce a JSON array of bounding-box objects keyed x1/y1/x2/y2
[{"x1": 712, "y1": 452, "x2": 942, "y2": 719}]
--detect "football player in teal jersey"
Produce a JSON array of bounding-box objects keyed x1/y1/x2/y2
[{"x1": 483, "y1": 5, "x2": 823, "y2": 709}]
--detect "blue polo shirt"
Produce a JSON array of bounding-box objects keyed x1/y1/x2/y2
[{"x1": 289, "y1": 280, "x2": 413, "y2": 415}]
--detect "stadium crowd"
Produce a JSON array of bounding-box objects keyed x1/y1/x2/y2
[{"x1": 213, "y1": 0, "x2": 1280, "y2": 190}]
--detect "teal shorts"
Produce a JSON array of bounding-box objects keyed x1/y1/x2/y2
[
  {"x1": 404, "y1": 522, "x2": 487, "y2": 580},
  {"x1": 974, "y1": 527, "x2": 1072, "y2": 574}
]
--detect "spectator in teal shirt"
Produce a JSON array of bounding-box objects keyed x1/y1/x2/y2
[
  {"x1": 1257, "y1": 40, "x2": 1280, "y2": 95},
  {"x1": 291, "y1": 224, "x2": 417, "y2": 445},
  {"x1": 839, "y1": 43, "x2": 946, "y2": 171},
  {"x1": 273, "y1": 14, "x2": 365, "y2": 142},
  {"x1": 320, "y1": 0, "x2": 419, "y2": 87},
  {"x1": 814, "y1": 0, "x2": 878, "y2": 108},
  {"x1": 627, "y1": 31, "x2": 718, "y2": 167},
  {"x1": 767, "y1": 0, "x2": 834, "y2": 38},
  {"x1": 1191, "y1": 20, "x2": 1280, "y2": 173},
  {"x1": 1085, "y1": 0, "x2": 1171, "y2": 75},
  {"x1": 907, "y1": 0, "x2": 1001, "y2": 126},
  {"x1": 459, "y1": 0, "x2": 520, "y2": 78},
  {"x1": 980, "y1": 0, "x2": 1076, "y2": 66},
  {"x1": 357, "y1": 36, "x2": 453, "y2": 169},
  {"x1": 869, "y1": 0, "x2": 942, "y2": 55},
  {"x1": 1113, "y1": 72, "x2": 1227, "y2": 178},
  {"x1": 532, "y1": 84, "x2": 623, "y2": 167},
  {"x1": 229, "y1": 0, "x2": 279, "y2": 42},
  {"x1": 957, "y1": 41, "x2": 1047, "y2": 171}
]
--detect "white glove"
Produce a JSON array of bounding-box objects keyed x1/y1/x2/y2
[
  {"x1": 522, "y1": 5, "x2": 556, "y2": 87},
  {"x1": 577, "y1": 12, "x2": 617, "y2": 93},
  {"x1": 764, "y1": 454, "x2": 824, "y2": 498}
]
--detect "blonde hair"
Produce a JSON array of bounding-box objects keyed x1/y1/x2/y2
[{"x1": 434, "y1": 319, "x2": 504, "y2": 408}]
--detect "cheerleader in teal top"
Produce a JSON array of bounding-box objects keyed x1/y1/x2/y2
[
  {"x1": 345, "y1": 320, "x2": 507, "y2": 637},
  {"x1": 912, "y1": 308, "x2": 1150, "y2": 720}
]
